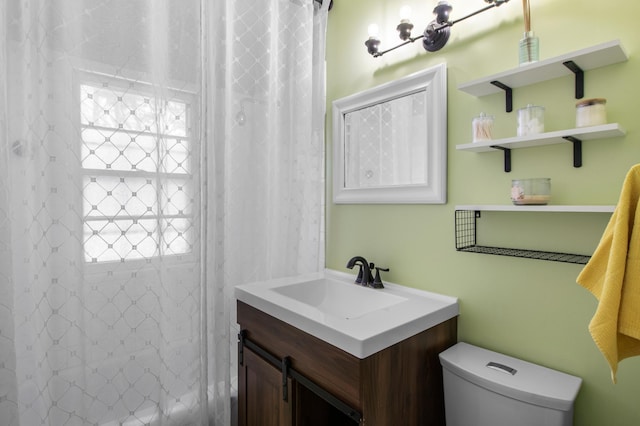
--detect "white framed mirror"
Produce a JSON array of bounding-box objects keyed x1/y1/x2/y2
[{"x1": 332, "y1": 63, "x2": 447, "y2": 204}]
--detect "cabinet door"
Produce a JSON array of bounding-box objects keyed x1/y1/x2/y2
[
  {"x1": 294, "y1": 383, "x2": 359, "y2": 426},
  {"x1": 238, "y1": 346, "x2": 293, "y2": 426}
]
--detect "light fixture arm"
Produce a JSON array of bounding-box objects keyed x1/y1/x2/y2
[
  {"x1": 367, "y1": 0, "x2": 511, "y2": 58},
  {"x1": 451, "y1": 2, "x2": 506, "y2": 26},
  {"x1": 371, "y1": 35, "x2": 424, "y2": 58}
]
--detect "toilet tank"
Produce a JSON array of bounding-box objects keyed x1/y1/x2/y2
[{"x1": 439, "y1": 342, "x2": 582, "y2": 426}]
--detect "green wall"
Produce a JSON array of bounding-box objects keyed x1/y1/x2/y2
[{"x1": 325, "y1": 0, "x2": 640, "y2": 424}]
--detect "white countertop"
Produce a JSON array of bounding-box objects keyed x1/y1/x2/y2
[{"x1": 235, "y1": 269, "x2": 459, "y2": 358}]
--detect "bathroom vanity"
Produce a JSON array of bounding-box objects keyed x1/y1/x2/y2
[{"x1": 235, "y1": 271, "x2": 459, "y2": 425}]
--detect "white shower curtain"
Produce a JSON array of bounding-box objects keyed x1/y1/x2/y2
[{"x1": 0, "y1": 0, "x2": 327, "y2": 425}]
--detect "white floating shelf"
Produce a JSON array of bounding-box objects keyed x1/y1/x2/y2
[
  {"x1": 455, "y1": 205, "x2": 615, "y2": 213},
  {"x1": 456, "y1": 123, "x2": 625, "y2": 152},
  {"x1": 458, "y1": 39, "x2": 628, "y2": 97}
]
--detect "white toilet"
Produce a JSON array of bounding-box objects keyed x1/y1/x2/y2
[{"x1": 439, "y1": 342, "x2": 582, "y2": 426}]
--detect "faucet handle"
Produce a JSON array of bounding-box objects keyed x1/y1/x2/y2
[{"x1": 371, "y1": 266, "x2": 389, "y2": 289}]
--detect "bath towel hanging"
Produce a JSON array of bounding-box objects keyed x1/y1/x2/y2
[{"x1": 577, "y1": 164, "x2": 640, "y2": 383}]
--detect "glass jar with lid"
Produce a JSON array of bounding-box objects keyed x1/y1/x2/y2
[
  {"x1": 517, "y1": 104, "x2": 545, "y2": 136},
  {"x1": 576, "y1": 98, "x2": 607, "y2": 127},
  {"x1": 472, "y1": 112, "x2": 494, "y2": 142}
]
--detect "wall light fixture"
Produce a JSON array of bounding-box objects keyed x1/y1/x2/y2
[{"x1": 365, "y1": 0, "x2": 511, "y2": 58}]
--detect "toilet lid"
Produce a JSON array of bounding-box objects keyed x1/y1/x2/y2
[{"x1": 439, "y1": 342, "x2": 582, "y2": 412}]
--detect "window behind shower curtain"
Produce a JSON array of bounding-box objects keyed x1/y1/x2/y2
[{"x1": 79, "y1": 73, "x2": 197, "y2": 265}]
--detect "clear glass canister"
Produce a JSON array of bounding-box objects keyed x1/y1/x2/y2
[
  {"x1": 511, "y1": 178, "x2": 551, "y2": 205},
  {"x1": 517, "y1": 104, "x2": 544, "y2": 137},
  {"x1": 472, "y1": 112, "x2": 494, "y2": 142},
  {"x1": 576, "y1": 98, "x2": 607, "y2": 127}
]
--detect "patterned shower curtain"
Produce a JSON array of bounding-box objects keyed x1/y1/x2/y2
[{"x1": 0, "y1": 0, "x2": 327, "y2": 424}]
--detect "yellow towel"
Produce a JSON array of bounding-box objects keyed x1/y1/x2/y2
[{"x1": 577, "y1": 164, "x2": 640, "y2": 383}]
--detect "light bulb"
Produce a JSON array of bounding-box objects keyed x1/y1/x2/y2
[
  {"x1": 396, "y1": 6, "x2": 414, "y2": 41},
  {"x1": 399, "y1": 6, "x2": 412, "y2": 21},
  {"x1": 367, "y1": 23, "x2": 379, "y2": 38}
]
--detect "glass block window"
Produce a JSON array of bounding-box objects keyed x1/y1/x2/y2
[{"x1": 80, "y1": 77, "x2": 195, "y2": 263}]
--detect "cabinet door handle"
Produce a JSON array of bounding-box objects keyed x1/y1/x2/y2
[
  {"x1": 238, "y1": 330, "x2": 246, "y2": 366},
  {"x1": 281, "y1": 356, "x2": 291, "y2": 401}
]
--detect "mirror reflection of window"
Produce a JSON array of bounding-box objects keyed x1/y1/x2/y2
[
  {"x1": 344, "y1": 91, "x2": 427, "y2": 189},
  {"x1": 332, "y1": 63, "x2": 446, "y2": 204}
]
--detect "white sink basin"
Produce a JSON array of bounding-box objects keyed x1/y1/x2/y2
[
  {"x1": 272, "y1": 278, "x2": 408, "y2": 320},
  {"x1": 235, "y1": 269, "x2": 459, "y2": 358}
]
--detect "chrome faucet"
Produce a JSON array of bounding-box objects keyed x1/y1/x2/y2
[{"x1": 346, "y1": 256, "x2": 388, "y2": 289}]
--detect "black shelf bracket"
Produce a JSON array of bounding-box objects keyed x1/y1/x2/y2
[
  {"x1": 562, "y1": 135, "x2": 583, "y2": 167},
  {"x1": 490, "y1": 80, "x2": 513, "y2": 112},
  {"x1": 490, "y1": 145, "x2": 512, "y2": 172},
  {"x1": 562, "y1": 60, "x2": 585, "y2": 99},
  {"x1": 454, "y1": 209, "x2": 593, "y2": 264},
  {"x1": 490, "y1": 59, "x2": 584, "y2": 111}
]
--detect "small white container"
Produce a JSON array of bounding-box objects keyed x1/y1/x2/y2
[
  {"x1": 472, "y1": 113, "x2": 494, "y2": 142},
  {"x1": 576, "y1": 98, "x2": 607, "y2": 127},
  {"x1": 517, "y1": 104, "x2": 545, "y2": 137}
]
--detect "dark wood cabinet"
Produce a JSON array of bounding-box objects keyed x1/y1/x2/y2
[
  {"x1": 237, "y1": 300, "x2": 457, "y2": 426},
  {"x1": 239, "y1": 345, "x2": 293, "y2": 426}
]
